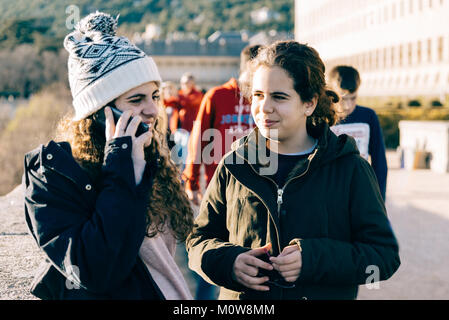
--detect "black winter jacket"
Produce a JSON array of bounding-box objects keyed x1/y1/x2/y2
[
  {"x1": 187, "y1": 124, "x2": 400, "y2": 300},
  {"x1": 23, "y1": 137, "x2": 164, "y2": 300}
]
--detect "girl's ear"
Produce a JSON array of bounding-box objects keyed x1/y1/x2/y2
[{"x1": 305, "y1": 95, "x2": 318, "y2": 116}]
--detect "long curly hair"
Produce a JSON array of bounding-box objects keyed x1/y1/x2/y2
[{"x1": 55, "y1": 107, "x2": 194, "y2": 242}]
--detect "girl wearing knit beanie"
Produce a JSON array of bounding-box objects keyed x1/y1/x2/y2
[{"x1": 23, "y1": 12, "x2": 194, "y2": 300}]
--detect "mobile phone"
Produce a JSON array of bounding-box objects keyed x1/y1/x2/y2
[
  {"x1": 257, "y1": 249, "x2": 296, "y2": 289},
  {"x1": 93, "y1": 105, "x2": 149, "y2": 137}
]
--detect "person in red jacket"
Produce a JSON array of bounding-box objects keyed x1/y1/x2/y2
[
  {"x1": 176, "y1": 73, "x2": 204, "y2": 133},
  {"x1": 183, "y1": 44, "x2": 262, "y2": 205}
]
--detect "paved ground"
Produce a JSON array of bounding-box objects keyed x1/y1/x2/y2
[{"x1": 1, "y1": 151, "x2": 449, "y2": 299}]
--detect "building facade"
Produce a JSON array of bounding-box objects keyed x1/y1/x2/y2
[
  {"x1": 295, "y1": 0, "x2": 449, "y2": 100},
  {"x1": 137, "y1": 34, "x2": 247, "y2": 90}
]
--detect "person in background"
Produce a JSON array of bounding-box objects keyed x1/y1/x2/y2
[
  {"x1": 160, "y1": 81, "x2": 180, "y2": 151},
  {"x1": 161, "y1": 81, "x2": 180, "y2": 133},
  {"x1": 169, "y1": 73, "x2": 204, "y2": 170},
  {"x1": 23, "y1": 11, "x2": 193, "y2": 300},
  {"x1": 174, "y1": 72, "x2": 204, "y2": 133},
  {"x1": 186, "y1": 40, "x2": 400, "y2": 300},
  {"x1": 182, "y1": 44, "x2": 262, "y2": 206},
  {"x1": 328, "y1": 65, "x2": 388, "y2": 201}
]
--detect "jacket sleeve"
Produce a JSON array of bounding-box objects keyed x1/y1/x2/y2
[
  {"x1": 186, "y1": 161, "x2": 249, "y2": 291},
  {"x1": 368, "y1": 110, "x2": 388, "y2": 201},
  {"x1": 297, "y1": 157, "x2": 400, "y2": 286},
  {"x1": 24, "y1": 137, "x2": 153, "y2": 294},
  {"x1": 182, "y1": 90, "x2": 214, "y2": 191}
]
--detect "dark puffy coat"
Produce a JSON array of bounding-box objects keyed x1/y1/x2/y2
[
  {"x1": 23, "y1": 137, "x2": 164, "y2": 300},
  {"x1": 187, "y1": 124, "x2": 400, "y2": 300}
]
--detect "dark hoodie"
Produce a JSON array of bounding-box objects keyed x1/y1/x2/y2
[{"x1": 186, "y1": 124, "x2": 400, "y2": 300}]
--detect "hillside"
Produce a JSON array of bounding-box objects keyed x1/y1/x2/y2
[{"x1": 0, "y1": 0, "x2": 294, "y2": 50}]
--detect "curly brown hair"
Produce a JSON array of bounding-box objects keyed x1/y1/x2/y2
[
  {"x1": 55, "y1": 108, "x2": 194, "y2": 242},
  {"x1": 241, "y1": 40, "x2": 343, "y2": 135}
]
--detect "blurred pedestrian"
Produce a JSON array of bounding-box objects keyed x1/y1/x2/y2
[
  {"x1": 176, "y1": 72, "x2": 204, "y2": 133},
  {"x1": 161, "y1": 81, "x2": 180, "y2": 151},
  {"x1": 328, "y1": 65, "x2": 388, "y2": 201},
  {"x1": 187, "y1": 40, "x2": 400, "y2": 300},
  {"x1": 183, "y1": 44, "x2": 262, "y2": 206},
  {"x1": 23, "y1": 11, "x2": 194, "y2": 300},
  {"x1": 161, "y1": 81, "x2": 180, "y2": 133},
  {"x1": 169, "y1": 73, "x2": 204, "y2": 170}
]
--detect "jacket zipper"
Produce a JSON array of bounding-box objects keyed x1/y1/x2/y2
[
  {"x1": 275, "y1": 151, "x2": 316, "y2": 216},
  {"x1": 236, "y1": 149, "x2": 315, "y2": 300},
  {"x1": 235, "y1": 148, "x2": 318, "y2": 254},
  {"x1": 235, "y1": 152, "x2": 283, "y2": 254}
]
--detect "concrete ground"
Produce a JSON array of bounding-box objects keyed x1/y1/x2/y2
[{"x1": 1, "y1": 150, "x2": 449, "y2": 299}]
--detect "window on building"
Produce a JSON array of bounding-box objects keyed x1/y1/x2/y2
[
  {"x1": 419, "y1": 0, "x2": 423, "y2": 11},
  {"x1": 410, "y1": 0, "x2": 414, "y2": 13},
  {"x1": 438, "y1": 36, "x2": 444, "y2": 61},
  {"x1": 415, "y1": 75, "x2": 420, "y2": 84},
  {"x1": 391, "y1": 46, "x2": 396, "y2": 67},
  {"x1": 400, "y1": 0, "x2": 405, "y2": 16},
  {"x1": 427, "y1": 38, "x2": 432, "y2": 62},
  {"x1": 429, "y1": 0, "x2": 433, "y2": 8},
  {"x1": 399, "y1": 44, "x2": 404, "y2": 66},
  {"x1": 417, "y1": 40, "x2": 422, "y2": 63},
  {"x1": 408, "y1": 42, "x2": 413, "y2": 65},
  {"x1": 376, "y1": 49, "x2": 380, "y2": 69},
  {"x1": 392, "y1": 3, "x2": 397, "y2": 19}
]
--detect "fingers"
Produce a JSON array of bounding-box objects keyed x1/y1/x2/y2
[
  {"x1": 233, "y1": 249, "x2": 274, "y2": 292},
  {"x1": 104, "y1": 107, "x2": 115, "y2": 141},
  {"x1": 125, "y1": 114, "x2": 143, "y2": 137},
  {"x1": 114, "y1": 109, "x2": 133, "y2": 138},
  {"x1": 135, "y1": 128, "x2": 153, "y2": 147},
  {"x1": 269, "y1": 245, "x2": 302, "y2": 282},
  {"x1": 234, "y1": 272, "x2": 270, "y2": 291},
  {"x1": 280, "y1": 269, "x2": 301, "y2": 282},
  {"x1": 270, "y1": 253, "x2": 297, "y2": 266},
  {"x1": 247, "y1": 242, "x2": 272, "y2": 258}
]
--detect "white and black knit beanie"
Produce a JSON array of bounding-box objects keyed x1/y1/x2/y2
[{"x1": 64, "y1": 11, "x2": 162, "y2": 120}]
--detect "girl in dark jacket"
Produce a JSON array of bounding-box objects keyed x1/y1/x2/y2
[
  {"x1": 23, "y1": 12, "x2": 193, "y2": 300},
  {"x1": 186, "y1": 41, "x2": 400, "y2": 300}
]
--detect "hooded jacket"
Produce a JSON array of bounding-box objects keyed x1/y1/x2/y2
[
  {"x1": 23, "y1": 137, "x2": 164, "y2": 300},
  {"x1": 186, "y1": 124, "x2": 400, "y2": 300}
]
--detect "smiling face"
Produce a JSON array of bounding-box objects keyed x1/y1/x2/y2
[
  {"x1": 251, "y1": 65, "x2": 317, "y2": 153},
  {"x1": 114, "y1": 81, "x2": 160, "y2": 130}
]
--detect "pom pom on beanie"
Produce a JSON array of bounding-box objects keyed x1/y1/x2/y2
[{"x1": 64, "y1": 11, "x2": 162, "y2": 120}]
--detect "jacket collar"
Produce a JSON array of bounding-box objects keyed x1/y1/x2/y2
[
  {"x1": 230, "y1": 126, "x2": 322, "y2": 180},
  {"x1": 40, "y1": 141, "x2": 97, "y2": 205}
]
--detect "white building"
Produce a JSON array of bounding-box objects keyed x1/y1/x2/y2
[{"x1": 295, "y1": 0, "x2": 449, "y2": 100}]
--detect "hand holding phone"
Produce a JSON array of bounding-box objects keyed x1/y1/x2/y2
[
  {"x1": 93, "y1": 105, "x2": 149, "y2": 137},
  {"x1": 97, "y1": 106, "x2": 154, "y2": 184}
]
